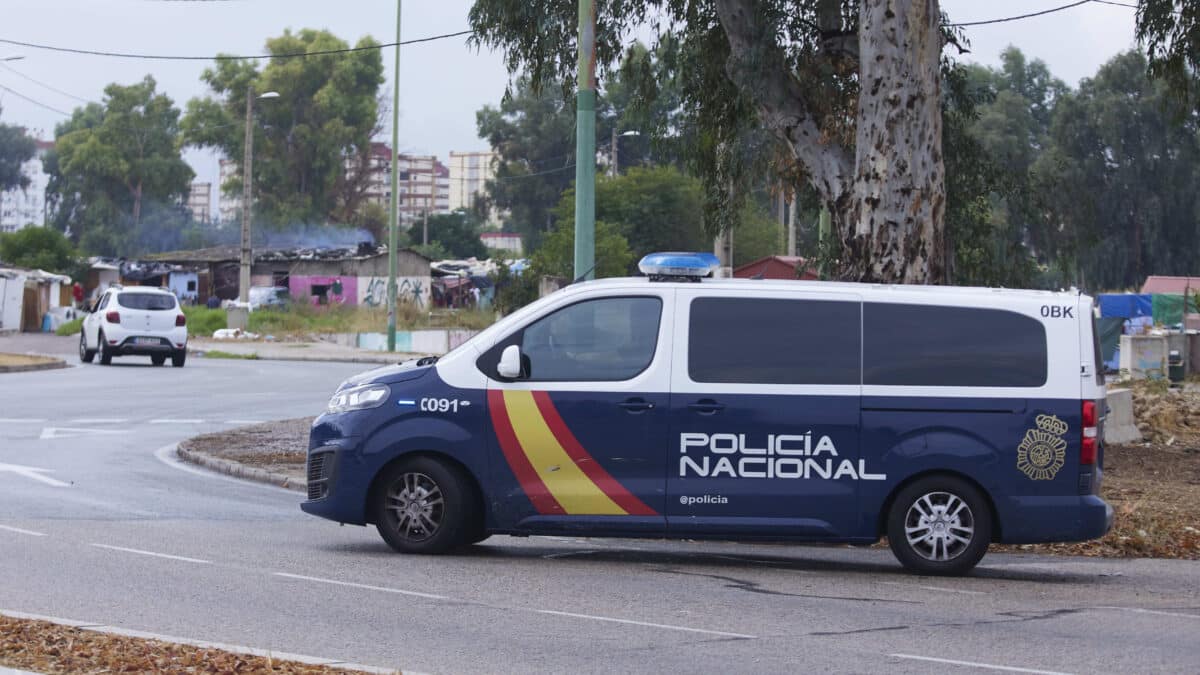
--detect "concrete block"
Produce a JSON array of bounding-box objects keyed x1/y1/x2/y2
[
  {"x1": 1104, "y1": 388, "x2": 1142, "y2": 445},
  {"x1": 1119, "y1": 334, "x2": 1168, "y2": 380},
  {"x1": 225, "y1": 306, "x2": 249, "y2": 331}
]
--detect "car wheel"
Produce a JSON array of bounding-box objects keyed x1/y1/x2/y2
[
  {"x1": 373, "y1": 457, "x2": 479, "y2": 554},
  {"x1": 171, "y1": 350, "x2": 186, "y2": 368},
  {"x1": 886, "y1": 475, "x2": 992, "y2": 576},
  {"x1": 98, "y1": 331, "x2": 113, "y2": 365},
  {"x1": 151, "y1": 355, "x2": 166, "y2": 366},
  {"x1": 79, "y1": 333, "x2": 95, "y2": 363}
]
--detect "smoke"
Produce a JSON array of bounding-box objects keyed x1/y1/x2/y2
[{"x1": 261, "y1": 224, "x2": 375, "y2": 249}]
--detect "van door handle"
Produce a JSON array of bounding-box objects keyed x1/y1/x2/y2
[
  {"x1": 618, "y1": 398, "x2": 655, "y2": 413},
  {"x1": 688, "y1": 399, "x2": 725, "y2": 415}
]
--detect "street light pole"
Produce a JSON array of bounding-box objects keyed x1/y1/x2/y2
[
  {"x1": 387, "y1": 0, "x2": 402, "y2": 352},
  {"x1": 609, "y1": 129, "x2": 638, "y2": 178},
  {"x1": 238, "y1": 88, "x2": 278, "y2": 306},
  {"x1": 573, "y1": 0, "x2": 597, "y2": 281}
]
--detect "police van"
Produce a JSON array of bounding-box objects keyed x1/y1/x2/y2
[{"x1": 303, "y1": 252, "x2": 1112, "y2": 575}]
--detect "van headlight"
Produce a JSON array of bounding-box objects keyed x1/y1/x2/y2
[{"x1": 327, "y1": 383, "x2": 391, "y2": 413}]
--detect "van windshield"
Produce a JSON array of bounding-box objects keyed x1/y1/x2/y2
[{"x1": 117, "y1": 292, "x2": 177, "y2": 311}]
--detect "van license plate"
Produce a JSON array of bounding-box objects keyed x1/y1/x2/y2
[{"x1": 134, "y1": 337, "x2": 160, "y2": 345}]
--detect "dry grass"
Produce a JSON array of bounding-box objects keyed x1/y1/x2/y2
[
  {"x1": 0, "y1": 352, "x2": 59, "y2": 368},
  {"x1": 0, "y1": 615, "x2": 387, "y2": 674}
]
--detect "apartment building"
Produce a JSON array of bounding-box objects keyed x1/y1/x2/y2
[
  {"x1": 0, "y1": 139, "x2": 53, "y2": 234},
  {"x1": 186, "y1": 182, "x2": 213, "y2": 223}
]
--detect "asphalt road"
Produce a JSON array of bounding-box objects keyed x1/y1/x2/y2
[{"x1": 1, "y1": 345, "x2": 1198, "y2": 674}]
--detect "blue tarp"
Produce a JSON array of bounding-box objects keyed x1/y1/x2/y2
[{"x1": 1098, "y1": 294, "x2": 1153, "y2": 319}]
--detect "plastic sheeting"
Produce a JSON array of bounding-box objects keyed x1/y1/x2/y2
[
  {"x1": 1151, "y1": 293, "x2": 1200, "y2": 327},
  {"x1": 1098, "y1": 294, "x2": 1153, "y2": 319},
  {"x1": 1098, "y1": 316, "x2": 1124, "y2": 372}
]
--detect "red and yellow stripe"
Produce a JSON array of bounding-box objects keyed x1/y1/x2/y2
[{"x1": 488, "y1": 390, "x2": 656, "y2": 516}]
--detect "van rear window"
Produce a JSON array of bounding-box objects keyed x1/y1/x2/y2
[
  {"x1": 117, "y1": 292, "x2": 177, "y2": 311},
  {"x1": 863, "y1": 303, "x2": 1047, "y2": 387}
]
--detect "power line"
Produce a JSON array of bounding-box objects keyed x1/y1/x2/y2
[
  {"x1": 1088, "y1": 0, "x2": 1139, "y2": 8},
  {"x1": 0, "y1": 62, "x2": 93, "y2": 104},
  {"x1": 947, "y1": 0, "x2": 1095, "y2": 27},
  {"x1": 0, "y1": 29, "x2": 474, "y2": 62},
  {"x1": 0, "y1": 81, "x2": 72, "y2": 116}
]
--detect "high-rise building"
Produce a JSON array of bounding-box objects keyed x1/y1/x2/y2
[
  {"x1": 217, "y1": 159, "x2": 241, "y2": 225},
  {"x1": 448, "y1": 150, "x2": 502, "y2": 226},
  {"x1": 356, "y1": 146, "x2": 451, "y2": 229},
  {"x1": 186, "y1": 182, "x2": 213, "y2": 223},
  {"x1": 0, "y1": 138, "x2": 53, "y2": 234}
]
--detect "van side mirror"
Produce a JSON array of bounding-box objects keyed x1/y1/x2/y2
[{"x1": 498, "y1": 344, "x2": 526, "y2": 379}]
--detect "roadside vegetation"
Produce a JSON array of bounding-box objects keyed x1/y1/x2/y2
[
  {"x1": 53, "y1": 317, "x2": 83, "y2": 336},
  {"x1": 184, "y1": 303, "x2": 495, "y2": 339},
  {"x1": 0, "y1": 614, "x2": 382, "y2": 674},
  {"x1": 201, "y1": 349, "x2": 260, "y2": 360}
]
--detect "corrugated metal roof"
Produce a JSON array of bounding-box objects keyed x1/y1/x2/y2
[{"x1": 1141, "y1": 275, "x2": 1200, "y2": 294}]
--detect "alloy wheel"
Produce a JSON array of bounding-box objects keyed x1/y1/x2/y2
[
  {"x1": 385, "y1": 472, "x2": 445, "y2": 542},
  {"x1": 904, "y1": 491, "x2": 976, "y2": 562}
]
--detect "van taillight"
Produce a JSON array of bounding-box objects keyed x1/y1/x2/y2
[
  {"x1": 176, "y1": 314, "x2": 186, "y2": 327},
  {"x1": 105, "y1": 311, "x2": 120, "y2": 324},
  {"x1": 1081, "y1": 401, "x2": 1098, "y2": 465}
]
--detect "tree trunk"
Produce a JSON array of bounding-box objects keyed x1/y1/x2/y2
[
  {"x1": 715, "y1": 0, "x2": 946, "y2": 284},
  {"x1": 843, "y1": 0, "x2": 946, "y2": 283}
]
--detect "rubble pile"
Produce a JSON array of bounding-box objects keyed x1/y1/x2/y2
[{"x1": 1130, "y1": 383, "x2": 1200, "y2": 445}]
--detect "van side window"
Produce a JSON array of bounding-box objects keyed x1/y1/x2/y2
[
  {"x1": 479, "y1": 296, "x2": 662, "y2": 382},
  {"x1": 688, "y1": 297, "x2": 860, "y2": 384},
  {"x1": 863, "y1": 303, "x2": 1047, "y2": 387}
]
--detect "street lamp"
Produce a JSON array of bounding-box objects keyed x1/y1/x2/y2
[
  {"x1": 609, "y1": 129, "x2": 639, "y2": 178},
  {"x1": 233, "y1": 88, "x2": 279, "y2": 326}
]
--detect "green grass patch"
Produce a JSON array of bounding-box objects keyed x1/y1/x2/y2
[
  {"x1": 182, "y1": 306, "x2": 230, "y2": 337},
  {"x1": 201, "y1": 350, "x2": 259, "y2": 360},
  {"x1": 55, "y1": 317, "x2": 83, "y2": 336}
]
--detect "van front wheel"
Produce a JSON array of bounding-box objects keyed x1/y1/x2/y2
[
  {"x1": 887, "y1": 476, "x2": 991, "y2": 576},
  {"x1": 373, "y1": 457, "x2": 477, "y2": 554}
]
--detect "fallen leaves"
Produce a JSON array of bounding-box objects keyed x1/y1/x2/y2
[{"x1": 0, "y1": 615, "x2": 388, "y2": 674}]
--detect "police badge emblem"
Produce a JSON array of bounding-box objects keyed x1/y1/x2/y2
[{"x1": 1017, "y1": 414, "x2": 1069, "y2": 480}]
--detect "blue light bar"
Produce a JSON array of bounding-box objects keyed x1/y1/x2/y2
[{"x1": 638, "y1": 252, "x2": 720, "y2": 279}]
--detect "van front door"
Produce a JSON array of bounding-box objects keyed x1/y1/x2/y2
[
  {"x1": 480, "y1": 293, "x2": 671, "y2": 535},
  {"x1": 667, "y1": 290, "x2": 868, "y2": 539}
]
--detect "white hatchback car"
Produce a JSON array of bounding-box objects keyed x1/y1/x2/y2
[{"x1": 80, "y1": 286, "x2": 188, "y2": 367}]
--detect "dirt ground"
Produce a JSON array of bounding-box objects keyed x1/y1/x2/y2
[
  {"x1": 0, "y1": 614, "x2": 381, "y2": 674},
  {"x1": 184, "y1": 385, "x2": 1200, "y2": 561},
  {"x1": 0, "y1": 352, "x2": 63, "y2": 369}
]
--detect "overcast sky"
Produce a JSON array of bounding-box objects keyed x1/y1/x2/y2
[{"x1": 0, "y1": 0, "x2": 1143, "y2": 188}]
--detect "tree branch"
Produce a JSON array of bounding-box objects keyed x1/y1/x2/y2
[{"x1": 714, "y1": 0, "x2": 852, "y2": 202}]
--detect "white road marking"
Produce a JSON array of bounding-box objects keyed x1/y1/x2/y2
[
  {"x1": 0, "y1": 462, "x2": 70, "y2": 487},
  {"x1": 880, "y1": 581, "x2": 987, "y2": 596},
  {"x1": 40, "y1": 427, "x2": 126, "y2": 440},
  {"x1": 890, "y1": 654, "x2": 1073, "y2": 674},
  {"x1": 149, "y1": 419, "x2": 205, "y2": 424},
  {"x1": 274, "y1": 572, "x2": 449, "y2": 600},
  {"x1": 153, "y1": 443, "x2": 297, "y2": 495},
  {"x1": 1095, "y1": 606, "x2": 1200, "y2": 619},
  {"x1": 69, "y1": 418, "x2": 128, "y2": 424},
  {"x1": 0, "y1": 524, "x2": 47, "y2": 537},
  {"x1": 90, "y1": 543, "x2": 210, "y2": 565},
  {"x1": 535, "y1": 609, "x2": 757, "y2": 639},
  {"x1": 0, "y1": 418, "x2": 47, "y2": 423},
  {"x1": 0, "y1": 609, "x2": 403, "y2": 674}
]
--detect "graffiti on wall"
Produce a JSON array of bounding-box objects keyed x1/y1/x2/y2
[{"x1": 359, "y1": 276, "x2": 429, "y2": 308}]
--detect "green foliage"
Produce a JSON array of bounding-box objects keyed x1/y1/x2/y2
[
  {"x1": 182, "y1": 28, "x2": 384, "y2": 227},
  {"x1": 1137, "y1": 0, "x2": 1200, "y2": 112},
  {"x1": 531, "y1": 220, "x2": 633, "y2": 280},
  {"x1": 182, "y1": 306, "x2": 229, "y2": 337},
  {"x1": 0, "y1": 108, "x2": 36, "y2": 193},
  {"x1": 424, "y1": 211, "x2": 488, "y2": 259},
  {"x1": 45, "y1": 76, "x2": 194, "y2": 255},
  {"x1": 554, "y1": 165, "x2": 707, "y2": 262},
  {"x1": 55, "y1": 317, "x2": 83, "y2": 336},
  {"x1": 732, "y1": 202, "x2": 782, "y2": 267},
  {"x1": 201, "y1": 349, "x2": 260, "y2": 360},
  {"x1": 490, "y1": 262, "x2": 539, "y2": 315},
  {"x1": 410, "y1": 242, "x2": 452, "y2": 262},
  {"x1": 0, "y1": 226, "x2": 79, "y2": 274}
]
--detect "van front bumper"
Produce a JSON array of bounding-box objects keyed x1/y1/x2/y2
[
  {"x1": 300, "y1": 439, "x2": 372, "y2": 526},
  {"x1": 995, "y1": 494, "x2": 1113, "y2": 544}
]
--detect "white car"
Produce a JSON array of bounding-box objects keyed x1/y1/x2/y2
[{"x1": 80, "y1": 286, "x2": 188, "y2": 367}]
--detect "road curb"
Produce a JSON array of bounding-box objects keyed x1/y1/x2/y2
[
  {"x1": 0, "y1": 356, "x2": 69, "y2": 374},
  {"x1": 175, "y1": 444, "x2": 305, "y2": 494},
  {"x1": 190, "y1": 347, "x2": 405, "y2": 365},
  {"x1": 0, "y1": 609, "x2": 402, "y2": 674}
]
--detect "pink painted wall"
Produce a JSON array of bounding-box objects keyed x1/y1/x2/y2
[{"x1": 289, "y1": 275, "x2": 358, "y2": 305}]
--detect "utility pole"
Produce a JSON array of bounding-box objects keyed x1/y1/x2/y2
[
  {"x1": 787, "y1": 197, "x2": 797, "y2": 257},
  {"x1": 818, "y1": 206, "x2": 831, "y2": 280},
  {"x1": 239, "y1": 86, "x2": 255, "y2": 307},
  {"x1": 573, "y1": 0, "x2": 597, "y2": 281},
  {"x1": 386, "y1": 0, "x2": 401, "y2": 352}
]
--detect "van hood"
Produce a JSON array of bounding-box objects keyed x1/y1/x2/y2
[{"x1": 340, "y1": 359, "x2": 434, "y2": 389}]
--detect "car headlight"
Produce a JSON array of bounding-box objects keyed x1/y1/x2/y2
[{"x1": 327, "y1": 383, "x2": 391, "y2": 414}]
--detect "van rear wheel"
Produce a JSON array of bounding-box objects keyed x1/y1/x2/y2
[
  {"x1": 887, "y1": 476, "x2": 991, "y2": 576},
  {"x1": 373, "y1": 457, "x2": 478, "y2": 554}
]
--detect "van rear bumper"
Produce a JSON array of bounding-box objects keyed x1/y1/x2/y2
[{"x1": 995, "y1": 494, "x2": 1113, "y2": 544}]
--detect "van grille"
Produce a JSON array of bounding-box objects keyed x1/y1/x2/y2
[{"x1": 307, "y1": 451, "x2": 333, "y2": 501}]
